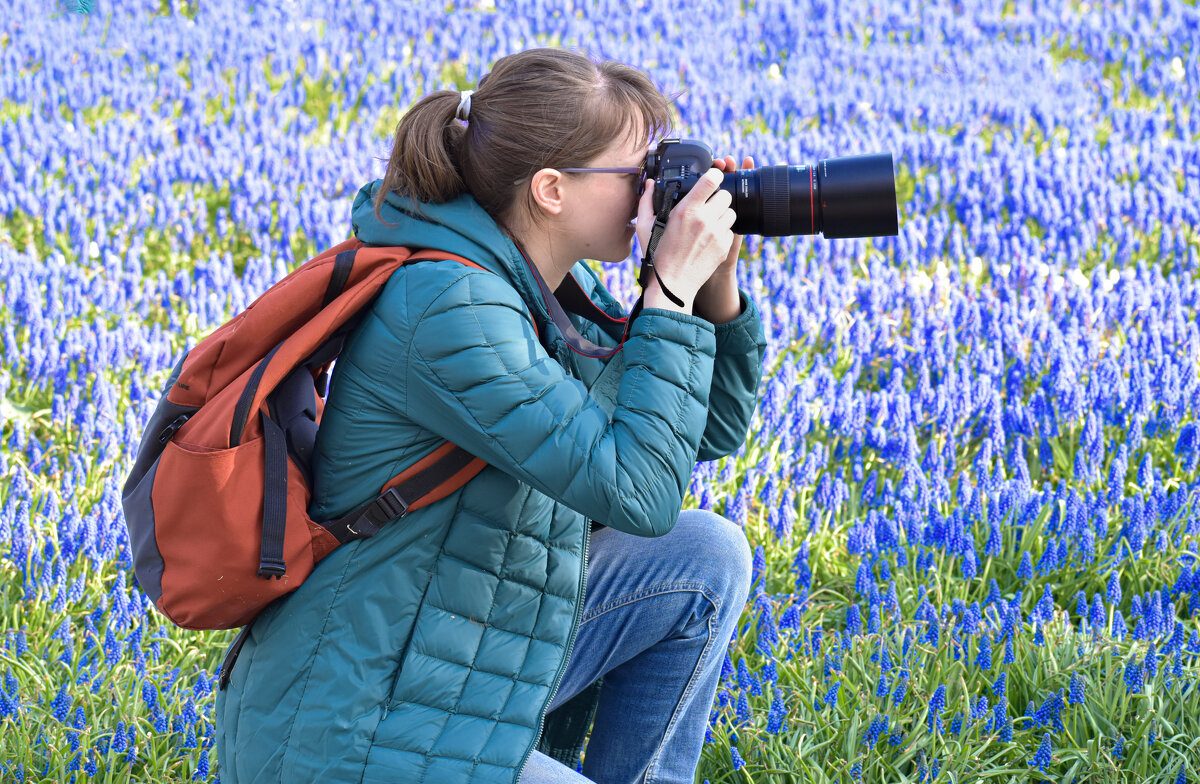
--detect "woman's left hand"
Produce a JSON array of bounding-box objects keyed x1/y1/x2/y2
[{"x1": 710, "y1": 155, "x2": 755, "y2": 277}]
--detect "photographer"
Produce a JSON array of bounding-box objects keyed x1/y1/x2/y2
[{"x1": 215, "y1": 47, "x2": 767, "y2": 784}]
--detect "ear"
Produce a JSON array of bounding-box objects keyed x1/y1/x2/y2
[{"x1": 528, "y1": 167, "x2": 566, "y2": 217}]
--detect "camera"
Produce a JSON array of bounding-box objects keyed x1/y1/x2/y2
[{"x1": 642, "y1": 139, "x2": 899, "y2": 239}]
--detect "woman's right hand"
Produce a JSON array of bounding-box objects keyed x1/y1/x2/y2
[{"x1": 637, "y1": 168, "x2": 736, "y2": 313}]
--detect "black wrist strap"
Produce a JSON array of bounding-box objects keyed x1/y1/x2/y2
[{"x1": 638, "y1": 182, "x2": 685, "y2": 308}]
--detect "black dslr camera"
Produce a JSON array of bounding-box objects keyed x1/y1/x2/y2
[{"x1": 642, "y1": 139, "x2": 899, "y2": 238}]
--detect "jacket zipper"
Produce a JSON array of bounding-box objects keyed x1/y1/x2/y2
[{"x1": 514, "y1": 518, "x2": 592, "y2": 783}]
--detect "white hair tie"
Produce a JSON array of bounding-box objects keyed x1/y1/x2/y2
[{"x1": 455, "y1": 90, "x2": 474, "y2": 122}]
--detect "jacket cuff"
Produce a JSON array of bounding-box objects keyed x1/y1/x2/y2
[
  {"x1": 625, "y1": 291, "x2": 718, "y2": 339},
  {"x1": 712, "y1": 289, "x2": 762, "y2": 351},
  {"x1": 625, "y1": 305, "x2": 718, "y2": 359}
]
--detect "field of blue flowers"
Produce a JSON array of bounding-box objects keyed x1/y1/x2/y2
[{"x1": 1, "y1": 0, "x2": 1198, "y2": 781}]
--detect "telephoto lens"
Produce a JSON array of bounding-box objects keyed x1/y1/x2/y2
[
  {"x1": 727, "y1": 153, "x2": 899, "y2": 238},
  {"x1": 646, "y1": 139, "x2": 899, "y2": 239}
]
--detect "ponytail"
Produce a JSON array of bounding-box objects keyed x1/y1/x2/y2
[{"x1": 374, "y1": 90, "x2": 468, "y2": 222}]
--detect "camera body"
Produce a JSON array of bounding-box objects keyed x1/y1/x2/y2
[
  {"x1": 643, "y1": 138, "x2": 717, "y2": 214},
  {"x1": 642, "y1": 138, "x2": 899, "y2": 239}
]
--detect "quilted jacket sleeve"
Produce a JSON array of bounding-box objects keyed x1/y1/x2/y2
[
  {"x1": 696, "y1": 288, "x2": 768, "y2": 462},
  {"x1": 400, "y1": 266, "x2": 717, "y2": 538}
]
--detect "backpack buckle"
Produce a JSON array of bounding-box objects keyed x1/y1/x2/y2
[
  {"x1": 257, "y1": 558, "x2": 286, "y2": 579},
  {"x1": 346, "y1": 487, "x2": 409, "y2": 538},
  {"x1": 377, "y1": 487, "x2": 410, "y2": 519}
]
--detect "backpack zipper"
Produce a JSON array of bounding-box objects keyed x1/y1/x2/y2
[{"x1": 515, "y1": 517, "x2": 592, "y2": 782}]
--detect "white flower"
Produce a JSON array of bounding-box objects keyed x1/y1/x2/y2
[
  {"x1": 89, "y1": 241, "x2": 100, "y2": 259},
  {"x1": 1092, "y1": 264, "x2": 1118, "y2": 294},
  {"x1": 1169, "y1": 57, "x2": 1185, "y2": 83},
  {"x1": 1067, "y1": 268, "x2": 1089, "y2": 289},
  {"x1": 909, "y1": 269, "x2": 933, "y2": 297},
  {"x1": 767, "y1": 63, "x2": 782, "y2": 82},
  {"x1": 968, "y1": 256, "x2": 983, "y2": 279}
]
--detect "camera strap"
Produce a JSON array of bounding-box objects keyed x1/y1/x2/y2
[{"x1": 637, "y1": 181, "x2": 687, "y2": 308}]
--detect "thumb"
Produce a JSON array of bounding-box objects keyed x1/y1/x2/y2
[{"x1": 636, "y1": 178, "x2": 656, "y2": 251}]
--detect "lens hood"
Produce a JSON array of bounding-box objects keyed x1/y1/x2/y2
[{"x1": 817, "y1": 153, "x2": 899, "y2": 239}]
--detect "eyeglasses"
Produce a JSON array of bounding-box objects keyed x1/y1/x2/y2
[
  {"x1": 559, "y1": 163, "x2": 648, "y2": 195},
  {"x1": 558, "y1": 165, "x2": 644, "y2": 177},
  {"x1": 510, "y1": 162, "x2": 649, "y2": 192}
]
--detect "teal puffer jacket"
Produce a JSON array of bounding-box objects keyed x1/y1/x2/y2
[{"x1": 214, "y1": 181, "x2": 767, "y2": 783}]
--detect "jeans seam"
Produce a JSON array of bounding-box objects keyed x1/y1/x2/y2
[
  {"x1": 637, "y1": 587, "x2": 723, "y2": 784},
  {"x1": 579, "y1": 580, "x2": 713, "y2": 626}
]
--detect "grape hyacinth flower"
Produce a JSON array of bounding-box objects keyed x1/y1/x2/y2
[
  {"x1": 1068, "y1": 672, "x2": 1085, "y2": 705},
  {"x1": 1028, "y1": 732, "x2": 1053, "y2": 773},
  {"x1": 976, "y1": 634, "x2": 992, "y2": 671},
  {"x1": 1107, "y1": 572, "x2": 1122, "y2": 605},
  {"x1": 1124, "y1": 660, "x2": 1144, "y2": 694},
  {"x1": 766, "y1": 688, "x2": 787, "y2": 734},
  {"x1": 928, "y1": 685, "x2": 946, "y2": 734}
]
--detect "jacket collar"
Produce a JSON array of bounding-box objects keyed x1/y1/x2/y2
[{"x1": 351, "y1": 180, "x2": 556, "y2": 325}]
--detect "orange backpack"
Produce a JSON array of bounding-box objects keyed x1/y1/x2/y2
[{"x1": 121, "y1": 238, "x2": 506, "y2": 631}]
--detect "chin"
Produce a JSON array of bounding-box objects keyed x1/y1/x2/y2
[{"x1": 596, "y1": 243, "x2": 634, "y2": 264}]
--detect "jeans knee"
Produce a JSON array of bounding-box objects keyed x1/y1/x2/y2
[{"x1": 676, "y1": 509, "x2": 753, "y2": 613}]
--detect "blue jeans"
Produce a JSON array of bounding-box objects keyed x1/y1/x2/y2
[{"x1": 519, "y1": 509, "x2": 753, "y2": 784}]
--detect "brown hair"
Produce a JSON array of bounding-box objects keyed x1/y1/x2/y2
[{"x1": 374, "y1": 48, "x2": 676, "y2": 235}]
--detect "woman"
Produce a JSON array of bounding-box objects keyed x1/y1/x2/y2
[{"x1": 215, "y1": 48, "x2": 767, "y2": 784}]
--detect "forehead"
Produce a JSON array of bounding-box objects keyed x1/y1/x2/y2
[{"x1": 601, "y1": 133, "x2": 652, "y2": 164}]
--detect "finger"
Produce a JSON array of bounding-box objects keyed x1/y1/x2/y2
[
  {"x1": 638, "y1": 178, "x2": 656, "y2": 217},
  {"x1": 705, "y1": 187, "x2": 734, "y2": 210},
  {"x1": 636, "y1": 180, "x2": 655, "y2": 242},
  {"x1": 680, "y1": 167, "x2": 724, "y2": 206},
  {"x1": 717, "y1": 228, "x2": 736, "y2": 255},
  {"x1": 725, "y1": 233, "x2": 744, "y2": 263},
  {"x1": 742, "y1": 156, "x2": 755, "y2": 170}
]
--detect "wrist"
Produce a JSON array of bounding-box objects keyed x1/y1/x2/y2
[
  {"x1": 693, "y1": 272, "x2": 741, "y2": 324},
  {"x1": 644, "y1": 276, "x2": 692, "y2": 314}
]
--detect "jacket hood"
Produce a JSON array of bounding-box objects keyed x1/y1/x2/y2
[{"x1": 351, "y1": 179, "x2": 559, "y2": 326}]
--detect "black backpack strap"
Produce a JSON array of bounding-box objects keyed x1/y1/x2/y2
[
  {"x1": 318, "y1": 444, "x2": 479, "y2": 543},
  {"x1": 257, "y1": 410, "x2": 288, "y2": 579},
  {"x1": 231, "y1": 341, "x2": 284, "y2": 447},
  {"x1": 218, "y1": 619, "x2": 255, "y2": 690},
  {"x1": 322, "y1": 249, "x2": 357, "y2": 307}
]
